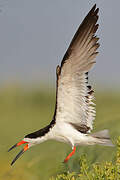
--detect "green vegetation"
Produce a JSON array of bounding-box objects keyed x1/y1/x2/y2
[
  {"x1": 50, "y1": 138, "x2": 120, "y2": 180},
  {"x1": 0, "y1": 86, "x2": 120, "y2": 180}
]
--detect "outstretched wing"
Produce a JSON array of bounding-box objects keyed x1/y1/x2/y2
[{"x1": 53, "y1": 4, "x2": 99, "y2": 133}]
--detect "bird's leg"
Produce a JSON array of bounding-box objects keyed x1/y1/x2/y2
[{"x1": 64, "y1": 146, "x2": 76, "y2": 163}]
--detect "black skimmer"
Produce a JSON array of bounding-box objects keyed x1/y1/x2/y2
[{"x1": 8, "y1": 4, "x2": 114, "y2": 166}]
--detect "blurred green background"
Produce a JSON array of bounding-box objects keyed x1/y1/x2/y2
[{"x1": 0, "y1": 85, "x2": 119, "y2": 180}]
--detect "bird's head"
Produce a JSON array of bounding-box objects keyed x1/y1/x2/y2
[
  {"x1": 8, "y1": 138, "x2": 35, "y2": 166},
  {"x1": 8, "y1": 126, "x2": 50, "y2": 165},
  {"x1": 8, "y1": 137, "x2": 37, "y2": 166}
]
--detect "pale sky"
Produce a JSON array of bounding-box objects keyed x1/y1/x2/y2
[{"x1": 0, "y1": 0, "x2": 120, "y2": 88}]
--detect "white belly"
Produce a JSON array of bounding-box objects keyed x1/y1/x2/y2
[{"x1": 47, "y1": 122, "x2": 91, "y2": 147}]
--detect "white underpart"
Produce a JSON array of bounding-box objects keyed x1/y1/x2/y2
[
  {"x1": 24, "y1": 122, "x2": 97, "y2": 148},
  {"x1": 48, "y1": 122, "x2": 97, "y2": 147}
]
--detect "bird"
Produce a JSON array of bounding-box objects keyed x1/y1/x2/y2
[{"x1": 8, "y1": 4, "x2": 114, "y2": 166}]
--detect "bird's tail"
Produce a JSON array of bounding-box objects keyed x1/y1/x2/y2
[{"x1": 90, "y1": 129, "x2": 114, "y2": 147}]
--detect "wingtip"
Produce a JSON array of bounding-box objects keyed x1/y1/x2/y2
[
  {"x1": 93, "y1": 4, "x2": 96, "y2": 9},
  {"x1": 95, "y1": 8, "x2": 99, "y2": 14},
  {"x1": 85, "y1": 4, "x2": 99, "y2": 22},
  {"x1": 91, "y1": 4, "x2": 96, "y2": 13},
  {"x1": 90, "y1": 4, "x2": 99, "y2": 16}
]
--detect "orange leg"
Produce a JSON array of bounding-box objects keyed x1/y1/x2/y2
[{"x1": 64, "y1": 146, "x2": 76, "y2": 163}]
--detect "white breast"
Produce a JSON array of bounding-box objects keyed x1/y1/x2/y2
[{"x1": 47, "y1": 122, "x2": 89, "y2": 147}]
